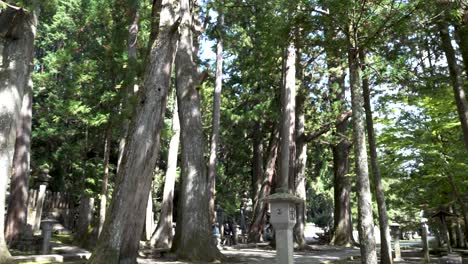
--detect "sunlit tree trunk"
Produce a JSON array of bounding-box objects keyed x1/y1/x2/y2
[
  {"x1": 0, "y1": 4, "x2": 37, "y2": 262},
  {"x1": 361, "y1": 50, "x2": 392, "y2": 264},
  {"x1": 437, "y1": 14, "x2": 468, "y2": 150},
  {"x1": 151, "y1": 100, "x2": 180, "y2": 249},
  {"x1": 87, "y1": 0, "x2": 179, "y2": 262},
  {"x1": 279, "y1": 41, "x2": 296, "y2": 194},
  {"x1": 5, "y1": 79, "x2": 32, "y2": 245},
  {"x1": 208, "y1": 13, "x2": 224, "y2": 224},
  {"x1": 98, "y1": 125, "x2": 112, "y2": 237},
  {"x1": 348, "y1": 26, "x2": 377, "y2": 263},
  {"x1": 293, "y1": 32, "x2": 307, "y2": 248},
  {"x1": 171, "y1": 0, "x2": 222, "y2": 261},
  {"x1": 325, "y1": 40, "x2": 354, "y2": 247}
]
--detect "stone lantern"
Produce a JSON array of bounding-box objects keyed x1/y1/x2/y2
[{"x1": 266, "y1": 193, "x2": 302, "y2": 264}]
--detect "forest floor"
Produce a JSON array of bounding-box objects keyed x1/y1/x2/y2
[
  {"x1": 137, "y1": 245, "x2": 360, "y2": 264},
  {"x1": 137, "y1": 245, "x2": 468, "y2": 264}
]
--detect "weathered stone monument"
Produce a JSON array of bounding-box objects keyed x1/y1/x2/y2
[
  {"x1": 33, "y1": 168, "x2": 51, "y2": 232},
  {"x1": 390, "y1": 223, "x2": 403, "y2": 262}
]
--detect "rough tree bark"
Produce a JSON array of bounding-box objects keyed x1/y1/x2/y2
[
  {"x1": 324, "y1": 11, "x2": 355, "y2": 247},
  {"x1": 361, "y1": 50, "x2": 393, "y2": 264},
  {"x1": 151, "y1": 100, "x2": 180, "y2": 249},
  {"x1": 294, "y1": 101, "x2": 307, "y2": 248},
  {"x1": 0, "y1": 4, "x2": 37, "y2": 262},
  {"x1": 293, "y1": 32, "x2": 307, "y2": 248},
  {"x1": 348, "y1": 30, "x2": 377, "y2": 263},
  {"x1": 170, "y1": 0, "x2": 222, "y2": 261},
  {"x1": 437, "y1": 15, "x2": 468, "y2": 150},
  {"x1": 248, "y1": 128, "x2": 280, "y2": 242},
  {"x1": 87, "y1": 0, "x2": 179, "y2": 262},
  {"x1": 98, "y1": 125, "x2": 112, "y2": 237},
  {"x1": 5, "y1": 78, "x2": 32, "y2": 245},
  {"x1": 252, "y1": 122, "x2": 264, "y2": 199},
  {"x1": 117, "y1": 8, "x2": 141, "y2": 172},
  {"x1": 208, "y1": 12, "x2": 224, "y2": 224},
  {"x1": 454, "y1": 7, "x2": 468, "y2": 76},
  {"x1": 279, "y1": 41, "x2": 296, "y2": 194}
]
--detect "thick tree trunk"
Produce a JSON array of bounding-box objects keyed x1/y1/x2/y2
[
  {"x1": 446, "y1": 171, "x2": 468, "y2": 247},
  {"x1": 0, "y1": 5, "x2": 37, "y2": 262},
  {"x1": 87, "y1": 1, "x2": 179, "y2": 262},
  {"x1": 327, "y1": 54, "x2": 354, "y2": 247},
  {"x1": 361, "y1": 51, "x2": 393, "y2": 264},
  {"x1": 117, "y1": 8, "x2": 141, "y2": 172},
  {"x1": 98, "y1": 125, "x2": 112, "y2": 237},
  {"x1": 279, "y1": 41, "x2": 296, "y2": 194},
  {"x1": 5, "y1": 79, "x2": 32, "y2": 245},
  {"x1": 171, "y1": 0, "x2": 222, "y2": 261},
  {"x1": 293, "y1": 34, "x2": 307, "y2": 248},
  {"x1": 348, "y1": 39, "x2": 377, "y2": 263},
  {"x1": 294, "y1": 110, "x2": 307, "y2": 248},
  {"x1": 454, "y1": 10, "x2": 468, "y2": 76},
  {"x1": 252, "y1": 123, "x2": 264, "y2": 199},
  {"x1": 324, "y1": 14, "x2": 354, "y2": 246},
  {"x1": 208, "y1": 13, "x2": 224, "y2": 224},
  {"x1": 248, "y1": 128, "x2": 280, "y2": 242},
  {"x1": 151, "y1": 100, "x2": 180, "y2": 249},
  {"x1": 438, "y1": 19, "x2": 468, "y2": 150}
]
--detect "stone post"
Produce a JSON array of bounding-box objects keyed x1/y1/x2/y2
[
  {"x1": 390, "y1": 223, "x2": 403, "y2": 262},
  {"x1": 421, "y1": 217, "x2": 430, "y2": 264},
  {"x1": 76, "y1": 196, "x2": 95, "y2": 236},
  {"x1": 41, "y1": 219, "x2": 57, "y2": 254},
  {"x1": 266, "y1": 194, "x2": 302, "y2": 264}
]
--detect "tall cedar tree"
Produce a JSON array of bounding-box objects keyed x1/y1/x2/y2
[
  {"x1": 208, "y1": 12, "x2": 224, "y2": 224},
  {"x1": 87, "y1": 0, "x2": 179, "y2": 262},
  {"x1": 0, "y1": 2, "x2": 37, "y2": 261},
  {"x1": 348, "y1": 21, "x2": 378, "y2": 264},
  {"x1": 170, "y1": 0, "x2": 222, "y2": 260}
]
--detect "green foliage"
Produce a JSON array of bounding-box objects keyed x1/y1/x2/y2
[{"x1": 23, "y1": 0, "x2": 467, "y2": 238}]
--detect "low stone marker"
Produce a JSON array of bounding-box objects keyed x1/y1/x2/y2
[
  {"x1": 420, "y1": 217, "x2": 430, "y2": 264},
  {"x1": 390, "y1": 223, "x2": 403, "y2": 262},
  {"x1": 41, "y1": 218, "x2": 57, "y2": 254}
]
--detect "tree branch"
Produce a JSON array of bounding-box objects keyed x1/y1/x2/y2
[{"x1": 300, "y1": 110, "x2": 352, "y2": 143}]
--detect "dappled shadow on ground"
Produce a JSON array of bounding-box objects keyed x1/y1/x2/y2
[{"x1": 137, "y1": 245, "x2": 360, "y2": 264}]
